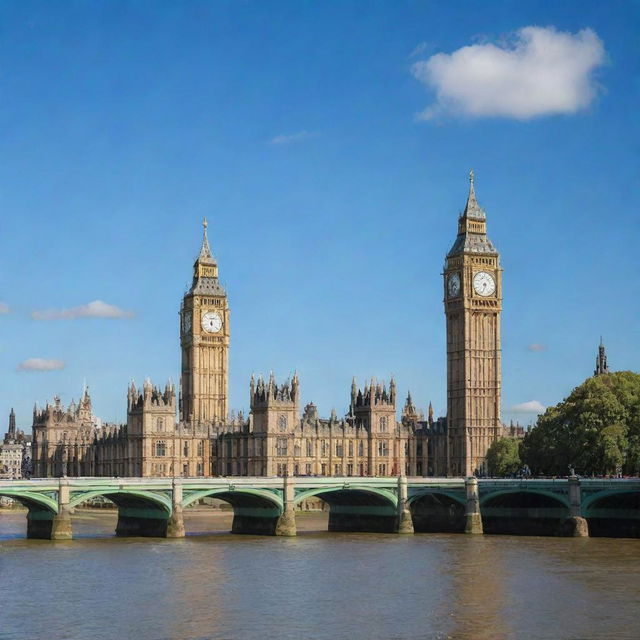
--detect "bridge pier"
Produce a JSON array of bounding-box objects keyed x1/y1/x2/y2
[
  {"x1": 49, "y1": 478, "x2": 73, "y2": 540},
  {"x1": 564, "y1": 475, "x2": 589, "y2": 537},
  {"x1": 464, "y1": 477, "x2": 483, "y2": 535},
  {"x1": 166, "y1": 479, "x2": 185, "y2": 538},
  {"x1": 275, "y1": 476, "x2": 297, "y2": 537},
  {"x1": 396, "y1": 476, "x2": 414, "y2": 534}
]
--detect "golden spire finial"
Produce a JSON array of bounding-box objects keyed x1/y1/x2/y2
[{"x1": 203, "y1": 217, "x2": 208, "y2": 230}]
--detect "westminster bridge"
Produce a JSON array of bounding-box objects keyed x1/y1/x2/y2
[{"x1": 1, "y1": 475, "x2": 639, "y2": 539}]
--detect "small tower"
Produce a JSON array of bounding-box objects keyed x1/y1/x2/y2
[
  {"x1": 5, "y1": 408, "x2": 16, "y2": 443},
  {"x1": 250, "y1": 373, "x2": 300, "y2": 433},
  {"x1": 401, "y1": 392, "x2": 420, "y2": 426},
  {"x1": 352, "y1": 378, "x2": 397, "y2": 432},
  {"x1": 594, "y1": 338, "x2": 610, "y2": 376}
]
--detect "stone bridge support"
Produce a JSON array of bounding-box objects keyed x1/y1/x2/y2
[
  {"x1": 51, "y1": 478, "x2": 73, "y2": 540},
  {"x1": 166, "y1": 479, "x2": 185, "y2": 538},
  {"x1": 26, "y1": 478, "x2": 73, "y2": 540},
  {"x1": 464, "y1": 477, "x2": 483, "y2": 534},
  {"x1": 275, "y1": 476, "x2": 296, "y2": 536},
  {"x1": 396, "y1": 476, "x2": 414, "y2": 534},
  {"x1": 564, "y1": 475, "x2": 589, "y2": 537}
]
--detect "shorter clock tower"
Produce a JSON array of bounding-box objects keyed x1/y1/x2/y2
[
  {"x1": 180, "y1": 219, "x2": 229, "y2": 424},
  {"x1": 444, "y1": 171, "x2": 502, "y2": 477}
]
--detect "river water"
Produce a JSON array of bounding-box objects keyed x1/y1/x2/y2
[{"x1": 0, "y1": 509, "x2": 638, "y2": 640}]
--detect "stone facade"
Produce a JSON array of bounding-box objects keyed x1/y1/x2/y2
[{"x1": 30, "y1": 174, "x2": 507, "y2": 478}]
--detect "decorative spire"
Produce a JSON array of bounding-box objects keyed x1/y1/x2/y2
[
  {"x1": 199, "y1": 217, "x2": 213, "y2": 260},
  {"x1": 462, "y1": 168, "x2": 485, "y2": 220},
  {"x1": 594, "y1": 338, "x2": 610, "y2": 376}
]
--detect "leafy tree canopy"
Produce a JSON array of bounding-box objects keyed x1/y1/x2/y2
[
  {"x1": 520, "y1": 371, "x2": 640, "y2": 476},
  {"x1": 486, "y1": 437, "x2": 521, "y2": 477}
]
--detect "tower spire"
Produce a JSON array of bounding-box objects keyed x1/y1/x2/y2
[
  {"x1": 462, "y1": 168, "x2": 485, "y2": 220},
  {"x1": 199, "y1": 217, "x2": 213, "y2": 261},
  {"x1": 594, "y1": 338, "x2": 609, "y2": 376}
]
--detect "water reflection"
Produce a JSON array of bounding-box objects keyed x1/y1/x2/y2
[{"x1": 1, "y1": 511, "x2": 639, "y2": 640}]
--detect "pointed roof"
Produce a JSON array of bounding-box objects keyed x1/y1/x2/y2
[
  {"x1": 189, "y1": 217, "x2": 226, "y2": 296},
  {"x1": 462, "y1": 169, "x2": 486, "y2": 220},
  {"x1": 447, "y1": 170, "x2": 497, "y2": 257},
  {"x1": 196, "y1": 217, "x2": 216, "y2": 266}
]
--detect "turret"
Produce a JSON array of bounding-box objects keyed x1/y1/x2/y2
[
  {"x1": 594, "y1": 338, "x2": 610, "y2": 376},
  {"x1": 250, "y1": 372, "x2": 300, "y2": 433}
]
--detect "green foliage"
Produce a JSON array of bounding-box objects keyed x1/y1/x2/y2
[
  {"x1": 486, "y1": 437, "x2": 521, "y2": 476},
  {"x1": 521, "y1": 371, "x2": 640, "y2": 476}
]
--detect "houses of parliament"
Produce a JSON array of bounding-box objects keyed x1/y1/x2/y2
[{"x1": 30, "y1": 173, "x2": 509, "y2": 479}]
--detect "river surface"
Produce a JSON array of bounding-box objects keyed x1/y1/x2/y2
[{"x1": 0, "y1": 508, "x2": 638, "y2": 640}]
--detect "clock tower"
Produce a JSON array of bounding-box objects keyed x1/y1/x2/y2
[
  {"x1": 444, "y1": 171, "x2": 502, "y2": 476},
  {"x1": 180, "y1": 219, "x2": 229, "y2": 424}
]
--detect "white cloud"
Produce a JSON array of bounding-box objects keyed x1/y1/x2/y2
[
  {"x1": 18, "y1": 358, "x2": 65, "y2": 372},
  {"x1": 269, "y1": 130, "x2": 316, "y2": 145},
  {"x1": 509, "y1": 400, "x2": 546, "y2": 414},
  {"x1": 409, "y1": 41, "x2": 429, "y2": 58},
  {"x1": 411, "y1": 26, "x2": 605, "y2": 120},
  {"x1": 0, "y1": 302, "x2": 9, "y2": 314},
  {"x1": 32, "y1": 300, "x2": 134, "y2": 320},
  {"x1": 527, "y1": 343, "x2": 547, "y2": 352}
]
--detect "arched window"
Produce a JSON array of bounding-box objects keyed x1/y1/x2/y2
[
  {"x1": 278, "y1": 415, "x2": 288, "y2": 431},
  {"x1": 379, "y1": 416, "x2": 388, "y2": 432},
  {"x1": 156, "y1": 418, "x2": 164, "y2": 431},
  {"x1": 197, "y1": 441, "x2": 204, "y2": 456},
  {"x1": 276, "y1": 437, "x2": 288, "y2": 456},
  {"x1": 183, "y1": 442, "x2": 189, "y2": 457},
  {"x1": 358, "y1": 441, "x2": 364, "y2": 457},
  {"x1": 155, "y1": 441, "x2": 166, "y2": 457},
  {"x1": 306, "y1": 440, "x2": 313, "y2": 457}
]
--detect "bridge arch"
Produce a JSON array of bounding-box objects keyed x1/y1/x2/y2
[
  {"x1": 0, "y1": 490, "x2": 58, "y2": 514},
  {"x1": 67, "y1": 489, "x2": 172, "y2": 538},
  {"x1": 583, "y1": 490, "x2": 640, "y2": 538},
  {"x1": 294, "y1": 485, "x2": 398, "y2": 534},
  {"x1": 0, "y1": 489, "x2": 61, "y2": 539},
  {"x1": 408, "y1": 490, "x2": 466, "y2": 533},
  {"x1": 181, "y1": 488, "x2": 284, "y2": 535},
  {"x1": 480, "y1": 489, "x2": 570, "y2": 509},
  {"x1": 481, "y1": 489, "x2": 570, "y2": 536},
  {"x1": 69, "y1": 489, "x2": 172, "y2": 513}
]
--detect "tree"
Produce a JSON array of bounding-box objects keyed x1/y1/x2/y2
[
  {"x1": 486, "y1": 437, "x2": 521, "y2": 476},
  {"x1": 521, "y1": 371, "x2": 640, "y2": 476}
]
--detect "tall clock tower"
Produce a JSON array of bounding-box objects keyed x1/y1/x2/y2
[
  {"x1": 180, "y1": 219, "x2": 229, "y2": 424},
  {"x1": 444, "y1": 171, "x2": 502, "y2": 477}
]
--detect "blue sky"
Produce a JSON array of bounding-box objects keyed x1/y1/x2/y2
[{"x1": 1, "y1": 1, "x2": 638, "y2": 429}]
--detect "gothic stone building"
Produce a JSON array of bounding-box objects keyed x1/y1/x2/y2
[{"x1": 32, "y1": 173, "x2": 503, "y2": 478}]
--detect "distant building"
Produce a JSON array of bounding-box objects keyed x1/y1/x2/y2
[
  {"x1": 1, "y1": 409, "x2": 31, "y2": 479},
  {"x1": 31, "y1": 174, "x2": 504, "y2": 478}
]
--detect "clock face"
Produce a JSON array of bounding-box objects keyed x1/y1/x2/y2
[
  {"x1": 183, "y1": 313, "x2": 192, "y2": 333},
  {"x1": 447, "y1": 273, "x2": 461, "y2": 297},
  {"x1": 201, "y1": 310, "x2": 222, "y2": 333},
  {"x1": 473, "y1": 271, "x2": 496, "y2": 297}
]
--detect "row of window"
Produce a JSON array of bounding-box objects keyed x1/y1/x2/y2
[
  {"x1": 273, "y1": 438, "x2": 396, "y2": 458},
  {"x1": 151, "y1": 462, "x2": 205, "y2": 476},
  {"x1": 154, "y1": 440, "x2": 205, "y2": 457},
  {"x1": 278, "y1": 415, "x2": 390, "y2": 432},
  {"x1": 273, "y1": 463, "x2": 408, "y2": 477}
]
